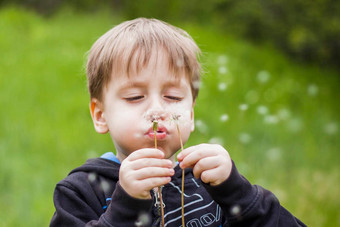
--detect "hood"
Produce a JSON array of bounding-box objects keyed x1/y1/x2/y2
[{"x1": 69, "y1": 157, "x2": 121, "y2": 180}]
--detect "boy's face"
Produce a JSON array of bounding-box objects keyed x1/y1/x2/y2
[{"x1": 90, "y1": 50, "x2": 195, "y2": 163}]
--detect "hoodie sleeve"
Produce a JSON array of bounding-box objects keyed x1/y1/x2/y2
[
  {"x1": 50, "y1": 179, "x2": 153, "y2": 227},
  {"x1": 203, "y1": 162, "x2": 306, "y2": 227}
]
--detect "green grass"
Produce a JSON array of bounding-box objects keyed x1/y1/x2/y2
[{"x1": 0, "y1": 7, "x2": 339, "y2": 226}]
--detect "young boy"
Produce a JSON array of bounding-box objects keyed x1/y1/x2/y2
[{"x1": 50, "y1": 18, "x2": 306, "y2": 227}]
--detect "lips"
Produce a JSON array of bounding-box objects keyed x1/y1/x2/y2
[{"x1": 146, "y1": 124, "x2": 168, "y2": 140}]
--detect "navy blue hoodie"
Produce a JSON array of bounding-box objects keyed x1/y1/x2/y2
[{"x1": 50, "y1": 153, "x2": 306, "y2": 226}]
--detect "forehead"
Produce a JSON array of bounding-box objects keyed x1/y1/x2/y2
[{"x1": 112, "y1": 48, "x2": 190, "y2": 84}]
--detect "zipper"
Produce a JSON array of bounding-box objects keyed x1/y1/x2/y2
[{"x1": 152, "y1": 187, "x2": 165, "y2": 226}]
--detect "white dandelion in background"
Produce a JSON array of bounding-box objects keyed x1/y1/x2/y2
[
  {"x1": 230, "y1": 205, "x2": 241, "y2": 216},
  {"x1": 307, "y1": 84, "x2": 319, "y2": 96},
  {"x1": 88, "y1": 172, "x2": 97, "y2": 183},
  {"x1": 239, "y1": 104, "x2": 248, "y2": 111},
  {"x1": 324, "y1": 122, "x2": 338, "y2": 135},
  {"x1": 218, "y1": 66, "x2": 228, "y2": 74},
  {"x1": 217, "y1": 54, "x2": 228, "y2": 65},
  {"x1": 239, "y1": 133, "x2": 252, "y2": 144},
  {"x1": 257, "y1": 70, "x2": 270, "y2": 83},
  {"x1": 264, "y1": 115, "x2": 279, "y2": 124},
  {"x1": 195, "y1": 119, "x2": 209, "y2": 134},
  {"x1": 208, "y1": 137, "x2": 224, "y2": 146},
  {"x1": 257, "y1": 105, "x2": 268, "y2": 115},
  {"x1": 100, "y1": 180, "x2": 111, "y2": 193},
  {"x1": 218, "y1": 82, "x2": 227, "y2": 91},
  {"x1": 287, "y1": 118, "x2": 303, "y2": 132},
  {"x1": 220, "y1": 114, "x2": 229, "y2": 122},
  {"x1": 193, "y1": 80, "x2": 201, "y2": 91},
  {"x1": 266, "y1": 148, "x2": 282, "y2": 161},
  {"x1": 277, "y1": 108, "x2": 291, "y2": 120}
]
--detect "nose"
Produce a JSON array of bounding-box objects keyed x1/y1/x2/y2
[{"x1": 145, "y1": 95, "x2": 167, "y2": 122}]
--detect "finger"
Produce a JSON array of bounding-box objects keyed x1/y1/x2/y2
[
  {"x1": 134, "y1": 167, "x2": 175, "y2": 180},
  {"x1": 192, "y1": 156, "x2": 220, "y2": 179},
  {"x1": 131, "y1": 158, "x2": 173, "y2": 170},
  {"x1": 177, "y1": 144, "x2": 201, "y2": 162},
  {"x1": 200, "y1": 167, "x2": 224, "y2": 185},
  {"x1": 179, "y1": 146, "x2": 219, "y2": 169},
  {"x1": 137, "y1": 176, "x2": 172, "y2": 191},
  {"x1": 127, "y1": 148, "x2": 164, "y2": 161}
]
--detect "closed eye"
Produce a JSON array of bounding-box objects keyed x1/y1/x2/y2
[
  {"x1": 164, "y1": 96, "x2": 183, "y2": 101},
  {"x1": 125, "y1": 96, "x2": 144, "y2": 102}
]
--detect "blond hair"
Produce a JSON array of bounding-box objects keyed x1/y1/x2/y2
[{"x1": 86, "y1": 18, "x2": 201, "y2": 101}]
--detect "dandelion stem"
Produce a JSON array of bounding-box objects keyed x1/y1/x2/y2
[
  {"x1": 176, "y1": 124, "x2": 185, "y2": 227},
  {"x1": 153, "y1": 120, "x2": 165, "y2": 227}
]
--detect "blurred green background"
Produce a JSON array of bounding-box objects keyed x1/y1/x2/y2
[{"x1": 0, "y1": 1, "x2": 339, "y2": 226}]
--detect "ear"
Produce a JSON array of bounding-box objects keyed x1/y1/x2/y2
[
  {"x1": 190, "y1": 102, "x2": 195, "y2": 132},
  {"x1": 90, "y1": 98, "x2": 109, "y2": 134}
]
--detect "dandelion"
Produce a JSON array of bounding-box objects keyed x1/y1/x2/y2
[
  {"x1": 239, "y1": 133, "x2": 252, "y2": 144},
  {"x1": 135, "y1": 212, "x2": 151, "y2": 227},
  {"x1": 287, "y1": 118, "x2": 303, "y2": 132},
  {"x1": 324, "y1": 122, "x2": 338, "y2": 135},
  {"x1": 218, "y1": 82, "x2": 227, "y2": 91},
  {"x1": 307, "y1": 84, "x2": 319, "y2": 96},
  {"x1": 88, "y1": 172, "x2": 97, "y2": 183},
  {"x1": 208, "y1": 137, "x2": 224, "y2": 146},
  {"x1": 195, "y1": 119, "x2": 208, "y2": 134},
  {"x1": 277, "y1": 108, "x2": 291, "y2": 120},
  {"x1": 239, "y1": 104, "x2": 248, "y2": 111},
  {"x1": 267, "y1": 148, "x2": 281, "y2": 161},
  {"x1": 217, "y1": 54, "x2": 228, "y2": 65},
  {"x1": 220, "y1": 114, "x2": 229, "y2": 122},
  {"x1": 171, "y1": 113, "x2": 186, "y2": 227},
  {"x1": 218, "y1": 66, "x2": 228, "y2": 74},
  {"x1": 100, "y1": 180, "x2": 111, "y2": 193},
  {"x1": 230, "y1": 205, "x2": 241, "y2": 216},
  {"x1": 153, "y1": 120, "x2": 165, "y2": 227},
  {"x1": 264, "y1": 115, "x2": 279, "y2": 124},
  {"x1": 257, "y1": 70, "x2": 270, "y2": 83},
  {"x1": 257, "y1": 105, "x2": 268, "y2": 115}
]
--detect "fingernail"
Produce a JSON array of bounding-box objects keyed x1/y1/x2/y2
[{"x1": 177, "y1": 153, "x2": 182, "y2": 159}]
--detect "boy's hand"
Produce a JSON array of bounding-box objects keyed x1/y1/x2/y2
[
  {"x1": 119, "y1": 149, "x2": 174, "y2": 199},
  {"x1": 177, "y1": 144, "x2": 232, "y2": 186}
]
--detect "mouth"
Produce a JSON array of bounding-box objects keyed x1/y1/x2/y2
[{"x1": 146, "y1": 124, "x2": 168, "y2": 140}]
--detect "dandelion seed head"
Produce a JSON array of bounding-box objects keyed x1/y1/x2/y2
[
  {"x1": 217, "y1": 55, "x2": 228, "y2": 65},
  {"x1": 218, "y1": 82, "x2": 227, "y2": 91},
  {"x1": 208, "y1": 137, "x2": 224, "y2": 146},
  {"x1": 218, "y1": 66, "x2": 228, "y2": 74},
  {"x1": 239, "y1": 133, "x2": 252, "y2": 144},
  {"x1": 86, "y1": 150, "x2": 98, "y2": 159},
  {"x1": 88, "y1": 172, "x2": 97, "y2": 183},
  {"x1": 307, "y1": 84, "x2": 319, "y2": 96},
  {"x1": 287, "y1": 118, "x2": 303, "y2": 132},
  {"x1": 220, "y1": 114, "x2": 229, "y2": 122},
  {"x1": 264, "y1": 115, "x2": 279, "y2": 124},
  {"x1": 267, "y1": 148, "x2": 281, "y2": 161},
  {"x1": 195, "y1": 119, "x2": 208, "y2": 134},
  {"x1": 193, "y1": 80, "x2": 201, "y2": 90},
  {"x1": 257, "y1": 105, "x2": 268, "y2": 115},
  {"x1": 277, "y1": 108, "x2": 291, "y2": 120},
  {"x1": 135, "y1": 212, "x2": 151, "y2": 227},
  {"x1": 100, "y1": 180, "x2": 111, "y2": 193},
  {"x1": 257, "y1": 70, "x2": 270, "y2": 83},
  {"x1": 239, "y1": 104, "x2": 248, "y2": 111},
  {"x1": 176, "y1": 59, "x2": 184, "y2": 67},
  {"x1": 230, "y1": 205, "x2": 241, "y2": 216},
  {"x1": 324, "y1": 122, "x2": 338, "y2": 135}
]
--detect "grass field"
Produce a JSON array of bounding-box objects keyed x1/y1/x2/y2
[{"x1": 0, "y1": 7, "x2": 339, "y2": 226}]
